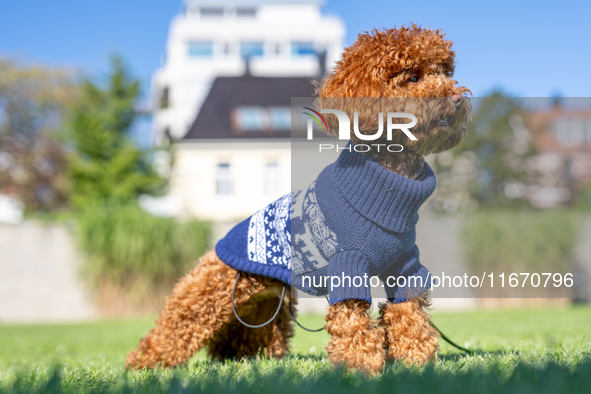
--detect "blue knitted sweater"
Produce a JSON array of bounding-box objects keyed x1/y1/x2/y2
[{"x1": 215, "y1": 148, "x2": 437, "y2": 304}]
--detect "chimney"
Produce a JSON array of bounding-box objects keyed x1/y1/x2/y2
[
  {"x1": 551, "y1": 91, "x2": 562, "y2": 109},
  {"x1": 244, "y1": 55, "x2": 251, "y2": 77}
]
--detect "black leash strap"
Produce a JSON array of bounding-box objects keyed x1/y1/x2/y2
[
  {"x1": 231, "y1": 272, "x2": 286, "y2": 329},
  {"x1": 432, "y1": 322, "x2": 475, "y2": 355},
  {"x1": 289, "y1": 299, "x2": 325, "y2": 332}
]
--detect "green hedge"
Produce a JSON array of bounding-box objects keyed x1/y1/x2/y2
[
  {"x1": 75, "y1": 203, "x2": 210, "y2": 310},
  {"x1": 461, "y1": 210, "x2": 578, "y2": 278}
]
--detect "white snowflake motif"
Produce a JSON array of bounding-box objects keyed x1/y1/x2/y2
[{"x1": 247, "y1": 194, "x2": 291, "y2": 268}]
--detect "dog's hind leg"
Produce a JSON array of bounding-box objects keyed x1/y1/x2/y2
[
  {"x1": 378, "y1": 294, "x2": 439, "y2": 366},
  {"x1": 125, "y1": 250, "x2": 268, "y2": 369},
  {"x1": 325, "y1": 299, "x2": 386, "y2": 375},
  {"x1": 207, "y1": 286, "x2": 295, "y2": 360}
]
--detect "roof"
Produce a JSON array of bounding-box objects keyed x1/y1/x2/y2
[{"x1": 183, "y1": 76, "x2": 316, "y2": 140}]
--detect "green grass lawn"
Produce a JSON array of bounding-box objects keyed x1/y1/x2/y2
[{"x1": 1, "y1": 307, "x2": 590, "y2": 393}]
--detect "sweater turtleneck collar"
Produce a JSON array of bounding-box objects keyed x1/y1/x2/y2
[{"x1": 327, "y1": 145, "x2": 437, "y2": 233}]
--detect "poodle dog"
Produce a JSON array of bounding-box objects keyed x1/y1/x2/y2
[{"x1": 126, "y1": 25, "x2": 471, "y2": 375}]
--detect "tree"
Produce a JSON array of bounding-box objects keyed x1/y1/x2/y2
[
  {"x1": 430, "y1": 92, "x2": 535, "y2": 212},
  {"x1": 67, "y1": 56, "x2": 163, "y2": 208},
  {"x1": 0, "y1": 59, "x2": 77, "y2": 212}
]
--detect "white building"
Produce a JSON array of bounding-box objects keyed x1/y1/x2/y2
[
  {"x1": 168, "y1": 76, "x2": 312, "y2": 222},
  {"x1": 145, "y1": 0, "x2": 345, "y2": 223},
  {"x1": 152, "y1": 0, "x2": 345, "y2": 145}
]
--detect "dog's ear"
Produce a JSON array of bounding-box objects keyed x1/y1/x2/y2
[{"x1": 317, "y1": 29, "x2": 395, "y2": 98}]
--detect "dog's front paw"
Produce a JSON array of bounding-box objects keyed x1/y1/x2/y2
[
  {"x1": 379, "y1": 298, "x2": 439, "y2": 366},
  {"x1": 325, "y1": 299, "x2": 385, "y2": 375}
]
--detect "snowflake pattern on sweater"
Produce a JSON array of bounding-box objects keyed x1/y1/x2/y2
[
  {"x1": 247, "y1": 193, "x2": 291, "y2": 268},
  {"x1": 245, "y1": 182, "x2": 338, "y2": 275}
]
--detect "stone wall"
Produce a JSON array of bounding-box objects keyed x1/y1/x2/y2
[
  {"x1": 0, "y1": 223, "x2": 97, "y2": 323},
  {"x1": 1, "y1": 216, "x2": 590, "y2": 322}
]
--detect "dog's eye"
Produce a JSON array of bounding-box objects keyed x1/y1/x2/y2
[{"x1": 408, "y1": 76, "x2": 420, "y2": 83}]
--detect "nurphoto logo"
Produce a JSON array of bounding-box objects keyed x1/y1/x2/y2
[{"x1": 302, "y1": 107, "x2": 418, "y2": 152}]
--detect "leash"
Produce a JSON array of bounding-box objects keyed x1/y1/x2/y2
[
  {"x1": 288, "y1": 298, "x2": 327, "y2": 332},
  {"x1": 231, "y1": 272, "x2": 286, "y2": 329},
  {"x1": 232, "y1": 273, "x2": 475, "y2": 355},
  {"x1": 432, "y1": 322, "x2": 475, "y2": 355}
]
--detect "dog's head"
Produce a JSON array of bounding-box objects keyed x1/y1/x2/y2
[{"x1": 316, "y1": 26, "x2": 471, "y2": 156}]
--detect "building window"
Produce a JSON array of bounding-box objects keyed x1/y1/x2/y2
[
  {"x1": 233, "y1": 106, "x2": 292, "y2": 131},
  {"x1": 236, "y1": 7, "x2": 257, "y2": 17},
  {"x1": 265, "y1": 162, "x2": 281, "y2": 195},
  {"x1": 268, "y1": 107, "x2": 291, "y2": 130},
  {"x1": 216, "y1": 163, "x2": 233, "y2": 196},
  {"x1": 200, "y1": 7, "x2": 224, "y2": 17},
  {"x1": 292, "y1": 41, "x2": 315, "y2": 56},
  {"x1": 234, "y1": 107, "x2": 266, "y2": 131},
  {"x1": 188, "y1": 41, "x2": 214, "y2": 58},
  {"x1": 240, "y1": 41, "x2": 264, "y2": 58},
  {"x1": 554, "y1": 118, "x2": 585, "y2": 147}
]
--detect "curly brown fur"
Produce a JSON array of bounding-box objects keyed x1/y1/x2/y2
[
  {"x1": 125, "y1": 250, "x2": 290, "y2": 369},
  {"x1": 319, "y1": 26, "x2": 458, "y2": 98},
  {"x1": 325, "y1": 299, "x2": 385, "y2": 375},
  {"x1": 378, "y1": 294, "x2": 439, "y2": 366}
]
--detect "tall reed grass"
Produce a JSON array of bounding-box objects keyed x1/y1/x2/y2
[
  {"x1": 75, "y1": 203, "x2": 211, "y2": 314},
  {"x1": 461, "y1": 210, "x2": 579, "y2": 297}
]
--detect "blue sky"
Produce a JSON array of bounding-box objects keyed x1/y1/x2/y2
[{"x1": 1, "y1": 0, "x2": 590, "y2": 98}]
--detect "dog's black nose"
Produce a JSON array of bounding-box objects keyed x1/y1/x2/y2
[{"x1": 450, "y1": 94, "x2": 463, "y2": 106}]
